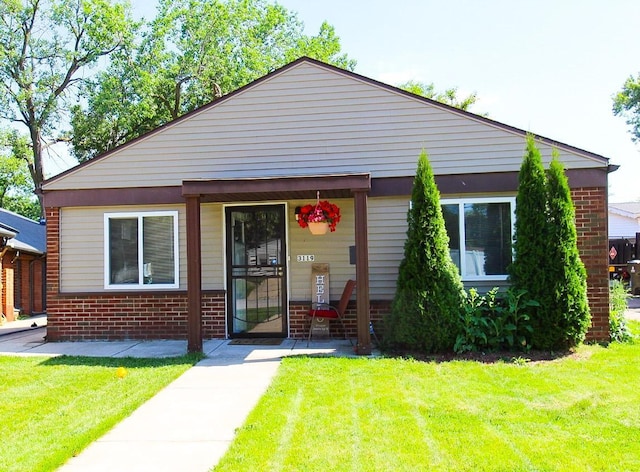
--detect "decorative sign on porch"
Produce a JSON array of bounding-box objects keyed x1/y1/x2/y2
[{"x1": 310, "y1": 263, "x2": 330, "y2": 338}]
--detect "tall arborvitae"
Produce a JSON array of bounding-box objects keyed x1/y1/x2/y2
[
  {"x1": 544, "y1": 154, "x2": 590, "y2": 348},
  {"x1": 385, "y1": 150, "x2": 464, "y2": 353},
  {"x1": 509, "y1": 135, "x2": 551, "y2": 348}
]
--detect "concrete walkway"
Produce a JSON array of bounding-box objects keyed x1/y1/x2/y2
[{"x1": 0, "y1": 323, "x2": 361, "y2": 471}]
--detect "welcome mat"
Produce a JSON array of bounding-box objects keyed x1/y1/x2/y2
[{"x1": 228, "y1": 338, "x2": 283, "y2": 346}]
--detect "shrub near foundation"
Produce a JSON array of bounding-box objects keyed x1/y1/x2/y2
[
  {"x1": 385, "y1": 150, "x2": 464, "y2": 353},
  {"x1": 454, "y1": 287, "x2": 537, "y2": 353}
]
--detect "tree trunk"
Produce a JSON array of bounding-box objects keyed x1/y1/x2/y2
[{"x1": 28, "y1": 126, "x2": 45, "y2": 220}]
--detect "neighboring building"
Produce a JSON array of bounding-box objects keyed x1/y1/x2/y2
[
  {"x1": 608, "y1": 202, "x2": 640, "y2": 279},
  {"x1": 609, "y1": 202, "x2": 640, "y2": 240},
  {"x1": 41, "y1": 57, "x2": 613, "y2": 353},
  {"x1": 0, "y1": 209, "x2": 46, "y2": 322}
]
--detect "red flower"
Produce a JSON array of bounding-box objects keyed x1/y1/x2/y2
[{"x1": 297, "y1": 200, "x2": 341, "y2": 231}]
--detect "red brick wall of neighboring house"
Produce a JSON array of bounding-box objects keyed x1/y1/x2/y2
[
  {"x1": 573, "y1": 187, "x2": 610, "y2": 343},
  {"x1": 1, "y1": 253, "x2": 15, "y2": 321},
  {"x1": 46, "y1": 184, "x2": 610, "y2": 344},
  {"x1": 15, "y1": 256, "x2": 45, "y2": 315}
]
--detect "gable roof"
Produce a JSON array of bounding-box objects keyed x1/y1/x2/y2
[
  {"x1": 43, "y1": 57, "x2": 611, "y2": 191},
  {"x1": 0, "y1": 209, "x2": 46, "y2": 255},
  {"x1": 609, "y1": 202, "x2": 640, "y2": 218}
]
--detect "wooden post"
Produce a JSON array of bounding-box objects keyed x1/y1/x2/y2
[
  {"x1": 353, "y1": 190, "x2": 371, "y2": 354},
  {"x1": 185, "y1": 195, "x2": 202, "y2": 353}
]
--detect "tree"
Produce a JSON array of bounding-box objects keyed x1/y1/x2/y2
[
  {"x1": 0, "y1": 129, "x2": 40, "y2": 220},
  {"x1": 69, "y1": 0, "x2": 356, "y2": 162},
  {"x1": 0, "y1": 0, "x2": 133, "y2": 215},
  {"x1": 385, "y1": 150, "x2": 465, "y2": 353},
  {"x1": 510, "y1": 136, "x2": 591, "y2": 350},
  {"x1": 509, "y1": 135, "x2": 551, "y2": 348},
  {"x1": 545, "y1": 154, "x2": 590, "y2": 348},
  {"x1": 613, "y1": 73, "x2": 640, "y2": 142},
  {"x1": 399, "y1": 80, "x2": 479, "y2": 111}
]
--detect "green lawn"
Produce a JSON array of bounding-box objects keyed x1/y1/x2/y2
[
  {"x1": 215, "y1": 321, "x2": 640, "y2": 472},
  {"x1": 0, "y1": 354, "x2": 200, "y2": 472}
]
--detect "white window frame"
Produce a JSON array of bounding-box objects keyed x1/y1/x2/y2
[
  {"x1": 104, "y1": 211, "x2": 179, "y2": 290},
  {"x1": 441, "y1": 196, "x2": 516, "y2": 282}
]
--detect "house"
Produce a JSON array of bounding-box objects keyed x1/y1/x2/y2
[
  {"x1": 608, "y1": 202, "x2": 640, "y2": 278},
  {"x1": 41, "y1": 57, "x2": 613, "y2": 354},
  {"x1": 609, "y1": 202, "x2": 640, "y2": 240},
  {"x1": 0, "y1": 209, "x2": 46, "y2": 322}
]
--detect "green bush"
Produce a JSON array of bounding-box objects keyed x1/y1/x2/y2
[
  {"x1": 610, "y1": 280, "x2": 632, "y2": 343},
  {"x1": 510, "y1": 137, "x2": 590, "y2": 350},
  {"x1": 454, "y1": 287, "x2": 537, "y2": 353},
  {"x1": 509, "y1": 135, "x2": 550, "y2": 348},
  {"x1": 385, "y1": 150, "x2": 464, "y2": 353}
]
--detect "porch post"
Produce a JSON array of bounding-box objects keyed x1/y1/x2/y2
[
  {"x1": 185, "y1": 195, "x2": 202, "y2": 353},
  {"x1": 353, "y1": 190, "x2": 371, "y2": 355}
]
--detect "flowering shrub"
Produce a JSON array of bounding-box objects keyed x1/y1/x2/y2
[{"x1": 297, "y1": 200, "x2": 341, "y2": 232}]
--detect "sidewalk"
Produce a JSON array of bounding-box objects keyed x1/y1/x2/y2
[{"x1": 0, "y1": 322, "x2": 363, "y2": 471}]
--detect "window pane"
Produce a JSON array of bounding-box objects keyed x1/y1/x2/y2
[
  {"x1": 109, "y1": 218, "x2": 139, "y2": 284},
  {"x1": 464, "y1": 202, "x2": 512, "y2": 276},
  {"x1": 143, "y1": 216, "x2": 175, "y2": 284},
  {"x1": 442, "y1": 204, "x2": 460, "y2": 271}
]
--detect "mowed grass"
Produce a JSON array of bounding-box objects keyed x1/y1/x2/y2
[
  {"x1": 215, "y1": 321, "x2": 640, "y2": 472},
  {"x1": 0, "y1": 354, "x2": 200, "y2": 472}
]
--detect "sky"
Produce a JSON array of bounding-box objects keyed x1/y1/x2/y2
[{"x1": 115, "y1": 1, "x2": 640, "y2": 202}]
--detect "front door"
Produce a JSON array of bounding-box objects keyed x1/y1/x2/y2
[{"x1": 225, "y1": 205, "x2": 287, "y2": 338}]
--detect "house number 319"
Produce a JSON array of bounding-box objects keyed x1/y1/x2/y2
[{"x1": 297, "y1": 255, "x2": 315, "y2": 262}]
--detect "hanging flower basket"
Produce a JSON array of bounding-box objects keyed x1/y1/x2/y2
[{"x1": 297, "y1": 193, "x2": 341, "y2": 234}]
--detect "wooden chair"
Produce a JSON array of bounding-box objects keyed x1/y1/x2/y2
[{"x1": 307, "y1": 279, "x2": 355, "y2": 346}]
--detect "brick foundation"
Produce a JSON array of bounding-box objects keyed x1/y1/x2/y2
[{"x1": 46, "y1": 291, "x2": 226, "y2": 341}]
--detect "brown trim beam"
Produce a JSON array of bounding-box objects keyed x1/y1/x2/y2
[
  {"x1": 353, "y1": 190, "x2": 371, "y2": 355},
  {"x1": 185, "y1": 195, "x2": 202, "y2": 353},
  {"x1": 371, "y1": 168, "x2": 609, "y2": 197},
  {"x1": 182, "y1": 173, "x2": 371, "y2": 198},
  {"x1": 43, "y1": 186, "x2": 183, "y2": 208}
]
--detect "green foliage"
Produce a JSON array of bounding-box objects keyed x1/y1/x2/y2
[
  {"x1": 613, "y1": 73, "x2": 640, "y2": 142},
  {"x1": 510, "y1": 136, "x2": 590, "y2": 350},
  {"x1": 544, "y1": 155, "x2": 590, "y2": 348},
  {"x1": 610, "y1": 280, "x2": 633, "y2": 343},
  {"x1": 0, "y1": 130, "x2": 40, "y2": 219},
  {"x1": 385, "y1": 150, "x2": 464, "y2": 353},
  {"x1": 398, "y1": 80, "x2": 479, "y2": 111},
  {"x1": 216, "y1": 343, "x2": 640, "y2": 471},
  {"x1": 0, "y1": 0, "x2": 133, "y2": 209},
  {"x1": 510, "y1": 134, "x2": 549, "y2": 299},
  {"x1": 454, "y1": 287, "x2": 537, "y2": 353},
  {"x1": 70, "y1": 0, "x2": 356, "y2": 161}
]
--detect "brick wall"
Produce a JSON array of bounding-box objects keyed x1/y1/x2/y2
[
  {"x1": 289, "y1": 300, "x2": 390, "y2": 340},
  {"x1": 572, "y1": 187, "x2": 609, "y2": 342},
  {"x1": 46, "y1": 291, "x2": 225, "y2": 341}
]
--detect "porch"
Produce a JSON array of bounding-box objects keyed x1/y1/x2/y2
[{"x1": 182, "y1": 173, "x2": 374, "y2": 355}]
